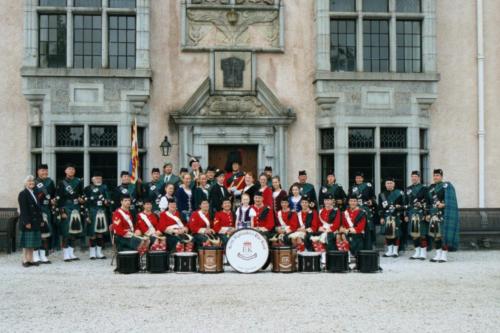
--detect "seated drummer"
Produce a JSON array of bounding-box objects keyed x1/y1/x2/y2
[
  {"x1": 136, "y1": 199, "x2": 166, "y2": 251},
  {"x1": 297, "y1": 196, "x2": 320, "y2": 252},
  {"x1": 251, "y1": 192, "x2": 275, "y2": 238},
  {"x1": 189, "y1": 199, "x2": 220, "y2": 250},
  {"x1": 343, "y1": 194, "x2": 367, "y2": 256},
  {"x1": 213, "y1": 198, "x2": 235, "y2": 246},
  {"x1": 112, "y1": 194, "x2": 150, "y2": 251},
  {"x1": 275, "y1": 198, "x2": 299, "y2": 246},
  {"x1": 158, "y1": 199, "x2": 193, "y2": 252},
  {"x1": 312, "y1": 193, "x2": 341, "y2": 256}
]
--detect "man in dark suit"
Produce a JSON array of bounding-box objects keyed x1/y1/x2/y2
[
  {"x1": 209, "y1": 170, "x2": 230, "y2": 216},
  {"x1": 18, "y1": 175, "x2": 43, "y2": 267}
]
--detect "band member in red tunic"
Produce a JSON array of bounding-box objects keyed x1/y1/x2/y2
[
  {"x1": 136, "y1": 199, "x2": 166, "y2": 251},
  {"x1": 158, "y1": 199, "x2": 193, "y2": 252},
  {"x1": 297, "y1": 196, "x2": 320, "y2": 252},
  {"x1": 112, "y1": 195, "x2": 149, "y2": 251},
  {"x1": 311, "y1": 193, "x2": 342, "y2": 264},
  {"x1": 274, "y1": 198, "x2": 299, "y2": 246},
  {"x1": 189, "y1": 199, "x2": 220, "y2": 249},
  {"x1": 343, "y1": 194, "x2": 367, "y2": 256},
  {"x1": 213, "y1": 199, "x2": 236, "y2": 246},
  {"x1": 252, "y1": 192, "x2": 275, "y2": 238},
  {"x1": 224, "y1": 151, "x2": 245, "y2": 192}
]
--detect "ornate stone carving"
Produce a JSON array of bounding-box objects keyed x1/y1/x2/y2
[
  {"x1": 236, "y1": 0, "x2": 275, "y2": 5},
  {"x1": 199, "y1": 95, "x2": 266, "y2": 117},
  {"x1": 186, "y1": 9, "x2": 279, "y2": 49}
]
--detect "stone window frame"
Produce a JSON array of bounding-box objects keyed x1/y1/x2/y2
[
  {"x1": 316, "y1": 0, "x2": 436, "y2": 76},
  {"x1": 24, "y1": 0, "x2": 150, "y2": 70},
  {"x1": 317, "y1": 125, "x2": 430, "y2": 191},
  {"x1": 30, "y1": 123, "x2": 148, "y2": 185}
]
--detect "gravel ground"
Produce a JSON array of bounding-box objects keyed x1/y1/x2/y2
[{"x1": 1, "y1": 250, "x2": 499, "y2": 333}]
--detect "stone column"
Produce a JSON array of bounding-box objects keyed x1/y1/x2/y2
[
  {"x1": 67, "y1": 1, "x2": 74, "y2": 68},
  {"x1": 374, "y1": 127, "x2": 381, "y2": 194},
  {"x1": 389, "y1": 0, "x2": 397, "y2": 72},
  {"x1": 315, "y1": 0, "x2": 331, "y2": 71},
  {"x1": 136, "y1": 0, "x2": 150, "y2": 69},
  {"x1": 83, "y1": 124, "x2": 90, "y2": 185},
  {"x1": 422, "y1": 0, "x2": 437, "y2": 72},
  {"x1": 407, "y1": 126, "x2": 420, "y2": 185},
  {"x1": 335, "y1": 125, "x2": 349, "y2": 189},
  {"x1": 24, "y1": 0, "x2": 38, "y2": 67},
  {"x1": 102, "y1": 0, "x2": 108, "y2": 68},
  {"x1": 356, "y1": 0, "x2": 363, "y2": 72}
]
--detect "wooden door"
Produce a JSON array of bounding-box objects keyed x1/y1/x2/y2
[{"x1": 208, "y1": 145, "x2": 258, "y2": 177}]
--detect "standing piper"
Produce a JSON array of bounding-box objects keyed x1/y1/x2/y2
[
  {"x1": 209, "y1": 169, "x2": 230, "y2": 215},
  {"x1": 33, "y1": 164, "x2": 56, "y2": 264},
  {"x1": 405, "y1": 171, "x2": 430, "y2": 260},
  {"x1": 378, "y1": 177, "x2": 404, "y2": 258},
  {"x1": 143, "y1": 168, "x2": 163, "y2": 215},
  {"x1": 427, "y1": 169, "x2": 460, "y2": 263},
  {"x1": 297, "y1": 170, "x2": 317, "y2": 209},
  {"x1": 348, "y1": 172, "x2": 377, "y2": 250},
  {"x1": 56, "y1": 163, "x2": 84, "y2": 262},
  {"x1": 113, "y1": 171, "x2": 140, "y2": 218},
  {"x1": 319, "y1": 171, "x2": 346, "y2": 210},
  {"x1": 84, "y1": 171, "x2": 110, "y2": 260}
]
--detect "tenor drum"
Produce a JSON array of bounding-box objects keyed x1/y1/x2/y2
[
  {"x1": 298, "y1": 252, "x2": 321, "y2": 273},
  {"x1": 116, "y1": 251, "x2": 140, "y2": 274},
  {"x1": 173, "y1": 252, "x2": 197, "y2": 273},
  {"x1": 271, "y1": 246, "x2": 296, "y2": 273},
  {"x1": 326, "y1": 251, "x2": 349, "y2": 273},
  {"x1": 226, "y1": 229, "x2": 269, "y2": 273},
  {"x1": 356, "y1": 250, "x2": 380, "y2": 273},
  {"x1": 198, "y1": 246, "x2": 224, "y2": 273},
  {"x1": 146, "y1": 251, "x2": 169, "y2": 273}
]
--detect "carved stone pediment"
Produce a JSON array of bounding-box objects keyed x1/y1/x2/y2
[
  {"x1": 182, "y1": 2, "x2": 282, "y2": 51},
  {"x1": 190, "y1": 0, "x2": 276, "y2": 7},
  {"x1": 171, "y1": 77, "x2": 295, "y2": 125}
]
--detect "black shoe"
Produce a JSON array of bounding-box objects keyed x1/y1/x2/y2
[
  {"x1": 22, "y1": 262, "x2": 31, "y2": 267},
  {"x1": 64, "y1": 259, "x2": 72, "y2": 262},
  {"x1": 71, "y1": 257, "x2": 80, "y2": 261},
  {"x1": 41, "y1": 260, "x2": 52, "y2": 264},
  {"x1": 31, "y1": 262, "x2": 40, "y2": 266},
  {"x1": 90, "y1": 257, "x2": 96, "y2": 260},
  {"x1": 97, "y1": 256, "x2": 107, "y2": 260}
]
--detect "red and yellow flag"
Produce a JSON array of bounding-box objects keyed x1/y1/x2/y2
[{"x1": 129, "y1": 117, "x2": 139, "y2": 184}]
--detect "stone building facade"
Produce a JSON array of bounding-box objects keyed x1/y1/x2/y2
[{"x1": 0, "y1": 0, "x2": 499, "y2": 208}]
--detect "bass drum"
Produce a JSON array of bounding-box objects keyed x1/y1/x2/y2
[{"x1": 226, "y1": 229, "x2": 269, "y2": 273}]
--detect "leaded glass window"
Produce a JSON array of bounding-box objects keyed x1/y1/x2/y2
[
  {"x1": 74, "y1": 15, "x2": 102, "y2": 68},
  {"x1": 109, "y1": 16, "x2": 136, "y2": 69},
  {"x1": 32, "y1": 127, "x2": 42, "y2": 148},
  {"x1": 363, "y1": 0, "x2": 388, "y2": 12},
  {"x1": 109, "y1": 0, "x2": 136, "y2": 8},
  {"x1": 320, "y1": 128, "x2": 335, "y2": 150},
  {"x1": 330, "y1": 0, "x2": 355, "y2": 12},
  {"x1": 381, "y1": 154, "x2": 406, "y2": 189},
  {"x1": 39, "y1": 0, "x2": 66, "y2": 6},
  {"x1": 396, "y1": 20, "x2": 422, "y2": 73},
  {"x1": 56, "y1": 126, "x2": 84, "y2": 147},
  {"x1": 349, "y1": 128, "x2": 375, "y2": 149},
  {"x1": 39, "y1": 14, "x2": 67, "y2": 68},
  {"x1": 89, "y1": 126, "x2": 117, "y2": 147},
  {"x1": 321, "y1": 155, "x2": 335, "y2": 182},
  {"x1": 380, "y1": 128, "x2": 407, "y2": 148},
  {"x1": 330, "y1": 20, "x2": 356, "y2": 71},
  {"x1": 74, "y1": 0, "x2": 101, "y2": 7},
  {"x1": 396, "y1": 0, "x2": 421, "y2": 13},
  {"x1": 363, "y1": 20, "x2": 389, "y2": 72}
]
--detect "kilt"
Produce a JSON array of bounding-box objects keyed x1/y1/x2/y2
[
  {"x1": 115, "y1": 235, "x2": 142, "y2": 251},
  {"x1": 86, "y1": 208, "x2": 109, "y2": 237},
  {"x1": 20, "y1": 230, "x2": 42, "y2": 249}
]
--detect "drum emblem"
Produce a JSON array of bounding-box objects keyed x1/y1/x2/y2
[{"x1": 237, "y1": 241, "x2": 257, "y2": 260}]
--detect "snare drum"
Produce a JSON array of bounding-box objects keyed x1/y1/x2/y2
[
  {"x1": 298, "y1": 252, "x2": 321, "y2": 273},
  {"x1": 116, "y1": 251, "x2": 140, "y2": 274},
  {"x1": 173, "y1": 252, "x2": 197, "y2": 273},
  {"x1": 271, "y1": 246, "x2": 296, "y2": 273},
  {"x1": 198, "y1": 247, "x2": 224, "y2": 273},
  {"x1": 226, "y1": 229, "x2": 269, "y2": 274},
  {"x1": 326, "y1": 251, "x2": 349, "y2": 273},
  {"x1": 356, "y1": 250, "x2": 380, "y2": 273},
  {"x1": 146, "y1": 251, "x2": 169, "y2": 273}
]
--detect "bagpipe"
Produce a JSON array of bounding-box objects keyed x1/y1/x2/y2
[{"x1": 202, "y1": 232, "x2": 222, "y2": 247}]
